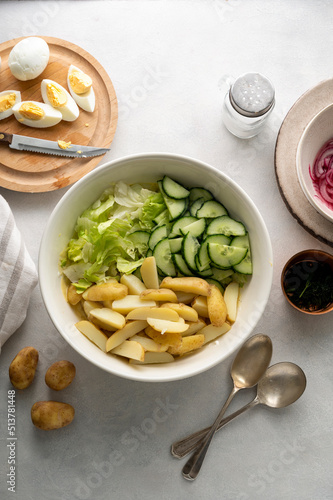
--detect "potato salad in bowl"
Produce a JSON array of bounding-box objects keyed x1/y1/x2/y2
[{"x1": 39, "y1": 153, "x2": 273, "y2": 382}]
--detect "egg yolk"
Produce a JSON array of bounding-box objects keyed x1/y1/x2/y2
[
  {"x1": 19, "y1": 102, "x2": 45, "y2": 120},
  {"x1": 69, "y1": 71, "x2": 92, "y2": 94},
  {"x1": 0, "y1": 93, "x2": 16, "y2": 112},
  {"x1": 57, "y1": 140, "x2": 72, "y2": 150},
  {"x1": 46, "y1": 83, "x2": 68, "y2": 107}
]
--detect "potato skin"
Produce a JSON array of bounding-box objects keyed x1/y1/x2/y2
[
  {"x1": 31, "y1": 401, "x2": 75, "y2": 430},
  {"x1": 45, "y1": 360, "x2": 76, "y2": 391},
  {"x1": 9, "y1": 346, "x2": 39, "y2": 389}
]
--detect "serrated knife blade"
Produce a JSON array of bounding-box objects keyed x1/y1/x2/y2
[{"x1": 0, "y1": 132, "x2": 110, "y2": 158}]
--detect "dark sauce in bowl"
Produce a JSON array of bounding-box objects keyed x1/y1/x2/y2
[{"x1": 283, "y1": 260, "x2": 333, "y2": 312}]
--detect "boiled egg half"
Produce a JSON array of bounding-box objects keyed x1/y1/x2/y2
[
  {"x1": 67, "y1": 65, "x2": 95, "y2": 112},
  {"x1": 41, "y1": 79, "x2": 79, "y2": 122},
  {"x1": 12, "y1": 101, "x2": 62, "y2": 128},
  {"x1": 0, "y1": 90, "x2": 21, "y2": 120}
]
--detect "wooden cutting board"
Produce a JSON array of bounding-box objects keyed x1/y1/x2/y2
[{"x1": 0, "y1": 36, "x2": 118, "y2": 192}]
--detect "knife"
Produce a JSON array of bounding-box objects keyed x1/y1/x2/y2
[{"x1": 0, "y1": 132, "x2": 110, "y2": 158}]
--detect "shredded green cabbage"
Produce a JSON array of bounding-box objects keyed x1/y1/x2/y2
[{"x1": 61, "y1": 182, "x2": 166, "y2": 291}]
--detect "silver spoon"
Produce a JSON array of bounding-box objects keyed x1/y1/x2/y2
[
  {"x1": 181, "y1": 333, "x2": 273, "y2": 480},
  {"x1": 173, "y1": 361, "x2": 306, "y2": 459}
]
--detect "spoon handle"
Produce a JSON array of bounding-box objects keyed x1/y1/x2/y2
[
  {"x1": 172, "y1": 398, "x2": 258, "y2": 459},
  {"x1": 182, "y1": 387, "x2": 238, "y2": 480}
]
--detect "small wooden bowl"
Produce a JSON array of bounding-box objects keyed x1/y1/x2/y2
[{"x1": 281, "y1": 249, "x2": 333, "y2": 315}]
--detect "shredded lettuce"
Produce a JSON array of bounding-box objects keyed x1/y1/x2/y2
[{"x1": 61, "y1": 182, "x2": 166, "y2": 290}]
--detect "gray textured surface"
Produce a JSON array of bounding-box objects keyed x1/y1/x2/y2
[{"x1": 0, "y1": 1, "x2": 332, "y2": 499}]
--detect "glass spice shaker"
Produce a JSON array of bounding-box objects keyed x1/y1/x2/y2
[{"x1": 221, "y1": 72, "x2": 275, "y2": 139}]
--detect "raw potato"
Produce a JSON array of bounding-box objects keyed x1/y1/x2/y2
[
  {"x1": 160, "y1": 276, "x2": 211, "y2": 296},
  {"x1": 168, "y1": 334, "x2": 205, "y2": 356},
  {"x1": 31, "y1": 401, "x2": 75, "y2": 430},
  {"x1": 140, "y1": 256, "x2": 160, "y2": 289},
  {"x1": 67, "y1": 284, "x2": 82, "y2": 305},
  {"x1": 207, "y1": 285, "x2": 227, "y2": 326},
  {"x1": 45, "y1": 360, "x2": 76, "y2": 391},
  {"x1": 140, "y1": 288, "x2": 178, "y2": 302},
  {"x1": 83, "y1": 282, "x2": 128, "y2": 301},
  {"x1": 9, "y1": 346, "x2": 39, "y2": 390}
]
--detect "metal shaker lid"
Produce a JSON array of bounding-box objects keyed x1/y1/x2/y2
[{"x1": 229, "y1": 73, "x2": 275, "y2": 117}]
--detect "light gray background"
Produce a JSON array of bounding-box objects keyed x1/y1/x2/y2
[{"x1": 1, "y1": 1, "x2": 332, "y2": 499}]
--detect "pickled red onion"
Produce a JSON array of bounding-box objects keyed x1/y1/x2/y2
[{"x1": 309, "y1": 138, "x2": 333, "y2": 211}]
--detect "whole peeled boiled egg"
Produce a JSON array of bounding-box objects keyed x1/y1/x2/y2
[
  {"x1": 12, "y1": 101, "x2": 62, "y2": 128},
  {"x1": 41, "y1": 79, "x2": 79, "y2": 122},
  {"x1": 0, "y1": 90, "x2": 21, "y2": 120},
  {"x1": 67, "y1": 65, "x2": 95, "y2": 112},
  {"x1": 8, "y1": 37, "x2": 49, "y2": 81}
]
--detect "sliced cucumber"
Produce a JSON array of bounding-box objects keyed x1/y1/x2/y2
[
  {"x1": 172, "y1": 253, "x2": 192, "y2": 276},
  {"x1": 153, "y1": 208, "x2": 169, "y2": 226},
  {"x1": 189, "y1": 197, "x2": 205, "y2": 216},
  {"x1": 210, "y1": 267, "x2": 234, "y2": 282},
  {"x1": 153, "y1": 238, "x2": 176, "y2": 276},
  {"x1": 148, "y1": 224, "x2": 168, "y2": 250},
  {"x1": 162, "y1": 176, "x2": 190, "y2": 199},
  {"x1": 180, "y1": 218, "x2": 206, "y2": 238},
  {"x1": 169, "y1": 237, "x2": 183, "y2": 254},
  {"x1": 146, "y1": 248, "x2": 153, "y2": 257},
  {"x1": 169, "y1": 216, "x2": 197, "y2": 238},
  {"x1": 158, "y1": 181, "x2": 188, "y2": 221},
  {"x1": 208, "y1": 243, "x2": 248, "y2": 269},
  {"x1": 196, "y1": 200, "x2": 228, "y2": 218},
  {"x1": 182, "y1": 233, "x2": 200, "y2": 272},
  {"x1": 206, "y1": 215, "x2": 246, "y2": 237},
  {"x1": 195, "y1": 257, "x2": 213, "y2": 277},
  {"x1": 206, "y1": 278, "x2": 224, "y2": 294},
  {"x1": 231, "y1": 234, "x2": 252, "y2": 275},
  {"x1": 189, "y1": 187, "x2": 213, "y2": 203},
  {"x1": 198, "y1": 234, "x2": 231, "y2": 270}
]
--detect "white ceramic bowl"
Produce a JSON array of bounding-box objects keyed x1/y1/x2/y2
[
  {"x1": 296, "y1": 103, "x2": 333, "y2": 223},
  {"x1": 39, "y1": 153, "x2": 273, "y2": 382}
]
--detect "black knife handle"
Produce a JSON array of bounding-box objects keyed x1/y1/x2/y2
[{"x1": 0, "y1": 132, "x2": 13, "y2": 144}]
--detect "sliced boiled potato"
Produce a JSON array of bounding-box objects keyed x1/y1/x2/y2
[
  {"x1": 224, "y1": 282, "x2": 240, "y2": 322},
  {"x1": 83, "y1": 282, "x2": 128, "y2": 301},
  {"x1": 140, "y1": 256, "x2": 160, "y2": 289},
  {"x1": 207, "y1": 285, "x2": 227, "y2": 327},
  {"x1": 120, "y1": 273, "x2": 147, "y2": 294},
  {"x1": 129, "y1": 351, "x2": 174, "y2": 364},
  {"x1": 160, "y1": 302, "x2": 198, "y2": 322},
  {"x1": 90, "y1": 308, "x2": 126, "y2": 330},
  {"x1": 75, "y1": 320, "x2": 108, "y2": 352},
  {"x1": 191, "y1": 295, "x2": 209, "y2": 317},
  {"x1": 145, "y1": 326, "x2": 182, "y2": 348},
  {"x1": 160, "y1": 276, "x2": 211, "y2": 296},
  {"x1": 126, "y1": 306, "x2": 179, "y2": 322},
  {"x1": 103, "y1": 300, "x2": 113, "y2": 309},
  {"x1": 168, "y1": 334, "x2": 205, "y2": 356},
  {"x1": 147, "y1": 317, "x2": 189, "y2": 334},
  {"x1": 83, "y1": 299, "x2": 103, "y2": 319},
  {"x1": 140, "y1": 288, "x2": 178, "y2": 302},
  {"x1": 106, "y1": 320, "x2": 148, "y2": 351},
  {"x1": 183, "y1": 318, "x2": 207, "y2": 336},
  {"x1": 112, "y1": 295, "x2": 156, "y2": 314},
  {"x1": 110, "y1": 340, "x2": 145, "y2": 361},
  {"x1": 130, "y1": 334, "x2": 169, "y2": 352},
  {"x1": 174, "y1": 291, "x2": 196, "y2": 304},
  {"x1": 200, "y1": 322, "x2": 231, "y2": 344},
  {"x1": 67, "y1": 284, "x2": 82, "y2": 305}
]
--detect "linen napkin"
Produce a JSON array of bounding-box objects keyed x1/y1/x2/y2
[{"x1": 0, "y1": 195, "x2": 38, "y2": 352}]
